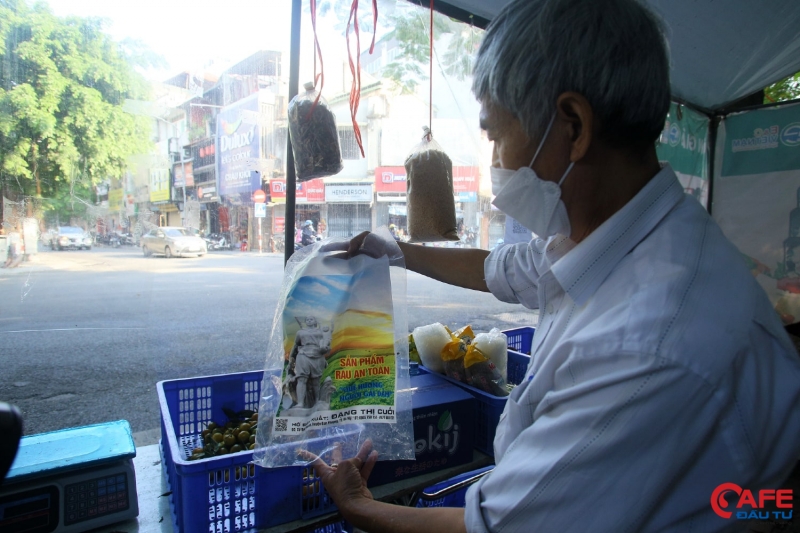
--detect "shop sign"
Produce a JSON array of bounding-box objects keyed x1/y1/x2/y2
[
  {"x1": 377, "y1": 166, "x2": 479, "y2": 201},
  {"x1": 108, "y1": 189, "x2": 124, "y2": 211},
  {"x1": 325, "y1": 184, "x2": 372, "y2": 203},
  {"x1": 196, "y1": 180, "x2": 218, "y2": 203},
  {"x1": 457, "y1": 192, "x2": 477, "y2": 202},
  {"x1": 375, "y1": 167, "x2": 407, "y2": 193},
  {"x1": 173, "y1": 161, "x2": 195, "y2": 188},
  {"x1": 216, "y1": 93, "x2": 262, "y2": 196},
  {"x1": 297, "y1": 178, "x2": 325, "y2": 203},
  {"x1": 274, "y1": 216, "x2": 285, "y2": 234},
  {"x1": 270, "y1": 179, "x2": 286, "y2": 204},
  {"x1": 150, "y1": 168, "x2": 170, "y2": 203},
  {"x1": 453, "y1": 167, "x2": 480, "y2": 203},
  {"x1": 269, "y1": 178, "x2": 325, "y2": 204}
]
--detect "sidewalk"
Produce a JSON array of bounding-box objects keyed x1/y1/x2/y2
[{"x1": 0, "y1": 254, "x2": 55, "y2": 273}]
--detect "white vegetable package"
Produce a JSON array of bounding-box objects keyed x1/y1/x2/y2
[
  {"x1": 474, "y1": 328, "x2": 508, "y2": 382},
  {"x1": 254, "y1": 227, "x2": 415, "y2": 467}
]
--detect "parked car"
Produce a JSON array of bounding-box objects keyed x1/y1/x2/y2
[
  {"x1": 41, "y1": 228, "x2": 58, "y2": 248},
  {"x1": 141, "y1": 227, "x2": 207, "y2": 258},
  {"x1": 53, "y1": 227, "x2": 93, "y2": 250}
]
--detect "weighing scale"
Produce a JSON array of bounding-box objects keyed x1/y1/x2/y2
[{"x1": 0, "y1": 420, "x2": 139, "y2": 532}]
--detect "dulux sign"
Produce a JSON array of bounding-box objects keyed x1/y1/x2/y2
[{"x1": 216, "y1": 93, "x2": 261, "y2": 197}]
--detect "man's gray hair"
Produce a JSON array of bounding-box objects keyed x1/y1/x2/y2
[{"x1": 473, "y1": 0, "x2": 670, "y2": 145}]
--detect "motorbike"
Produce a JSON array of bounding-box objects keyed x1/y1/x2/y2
[
  {"x1": 117, "y1": 232, "x2": 135, "y2": 246},
  {"x1": 203, "y1": 233, "x2": 232, "y2": 251},
  {"x1": 95, "y1": 232, "x2": 120, "y2": 247}
]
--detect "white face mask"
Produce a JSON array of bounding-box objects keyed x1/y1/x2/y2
[{"x1": 491, "y1": 116, "x2": 574, "y2": 239}]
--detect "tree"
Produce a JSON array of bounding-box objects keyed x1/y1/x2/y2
[
  {"x1": 765, "y1": 72, "x2": 800, "y2": 104},
  {"x1": 379, "y1": 6, "x2": 471, "y2": 94},
  {"x1": 0, "y1": 0, "x2": 153, "y2": 223},
  {"x1": 308, "y1": 0, "x2": 483, "y2": 94}
]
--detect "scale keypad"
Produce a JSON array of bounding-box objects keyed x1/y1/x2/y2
[{"x1": 64, "y1": 473, "x2": 129, "y2": 525}]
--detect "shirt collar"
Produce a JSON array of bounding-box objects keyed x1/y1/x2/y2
[{"x1": 550, "y1": 164, "x2": 686, "y2": 306}]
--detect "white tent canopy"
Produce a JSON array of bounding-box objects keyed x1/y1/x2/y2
[{"x1": 425, "y1": 0, "x2": 800, "y2": 113}]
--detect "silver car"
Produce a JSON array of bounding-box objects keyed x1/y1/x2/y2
[
  {"x1": 53, "y1": 227, "x2": 93, "y2": 250},
  {"x1": 141, "y1": 227, "x2": 207, "y2": 258}
]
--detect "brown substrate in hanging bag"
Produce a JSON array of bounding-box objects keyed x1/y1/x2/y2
[
  {"x1": 288, "y1": 82, "x2": 344, "y2": 181},
  {"x1": 405, "y1": 129, "x2": 459, "y2": 242}
]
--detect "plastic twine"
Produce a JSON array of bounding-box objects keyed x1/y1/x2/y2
[
  {"x1": 307, "y1": 0, "x2": 324, "y2": 119},
  {"x1": 428, "y1": 0, "x2": 434, "y2": 141}
]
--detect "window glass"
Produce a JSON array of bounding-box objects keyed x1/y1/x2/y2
[{"x1": 1, "y1": 0, "x2": 535, "y2": 446}]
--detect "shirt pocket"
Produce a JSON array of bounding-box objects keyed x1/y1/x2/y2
[{"x1": 494, "y1": 379, "x2": 536, "y2": 458}]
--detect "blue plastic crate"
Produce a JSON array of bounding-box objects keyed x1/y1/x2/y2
[
  {"x1": 416, "y1": 466, "x2": 494, "y2": 508},
  {"x1": 421, "y1": 349, "x2": 530, "y2": 455},
  {"x1": 158, "y1": 370, "x2": 344, "y2": 532},
  {"x1": 503, "y1": 326, "x2": 535, "y2": 356}
]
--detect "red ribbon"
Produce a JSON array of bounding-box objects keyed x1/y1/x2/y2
[{"x1": 347, "y1": 0, "x2": 364, "y2": 157}]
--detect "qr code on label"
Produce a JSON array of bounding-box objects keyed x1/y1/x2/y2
[{"x1": 274, "y1": 418, "x2": 288, "y2": 432}]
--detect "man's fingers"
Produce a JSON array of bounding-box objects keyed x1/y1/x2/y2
[
  {"x1": 361, "y1": 450, "x2": 378, "y2": 484},
  {"x1": 319, "y1": 241, "x2": 348, "y2": 253},
  {"x1": 355, "y1": 438, "x2": 373, "y2": 464},
  {"x1": 348, "y1": 231, "x2": 371, "y2": 256},
  {"x1": 299, "y1": 449, "x2": 334, "y2": 479},
  {"x1": 332, "y1": 442, "x2": 344, "y2": 465}
]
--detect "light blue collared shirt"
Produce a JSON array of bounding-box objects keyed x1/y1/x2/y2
[{"x1": 467, "y1": 165, "x2": 800, "y2": 532}]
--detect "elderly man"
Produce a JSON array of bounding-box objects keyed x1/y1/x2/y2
[{"x1": 313, "y1": 0, "x2": 800, "y2": 531}]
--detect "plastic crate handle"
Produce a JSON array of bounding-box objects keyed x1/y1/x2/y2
[{"x1": 418, "y1": 467, "x2": 494, "y2": 502}]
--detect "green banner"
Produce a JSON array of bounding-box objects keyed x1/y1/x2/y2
[
  {"x1": 721, "y1": 102, "x2": 800, "y2": 177},
  {"x1": 656, "y1": 102, "x2": 710, "y2": 207},
  {"x1": 656, "y1": 102, "x2": 709, "y2": 179}
]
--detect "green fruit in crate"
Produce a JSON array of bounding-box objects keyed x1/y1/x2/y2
[
  {"x1": 249, "y1": 434, "x2": 256, "y2": 444},
  {"x1": 237, "y1": 430, "x2": 251, "y2": 444},
  {"x1": 218, "y1": 447, "x2": 229, "y2": 455},
  {"x1": 207, "y1": 422, "x2": 218, "y2": 431},
  {"x1": 212, "y1": 433, "x2": 224, "y2": 443},
  {"x1": 223, "y1": 434, "x2": 236, "y2": 447},
  {"x1": 230, "y1": 444, "x2": 243, "y2": 453},
  {"x1": 238, "y1": 423, "x2": 251, "y2": 433}
]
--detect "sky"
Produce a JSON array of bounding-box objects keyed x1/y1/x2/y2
[
  {"x1": 46, "y1": 0, "x2": 297, "y2": 81},
  {"x1": 44, "y1": 0, "x2": 393, "y2": 86}
]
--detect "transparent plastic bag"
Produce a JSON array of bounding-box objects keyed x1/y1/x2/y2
[
  {"x1": 405, "y1": 128, "x2": 459, "y2": 242},
  {"x1": 288, "y1": 82, "x2": 343, "y2": 181},
  {"x1": 473, "y1": 328, "x2": 508, "y2": 382},
  {"x1": 464, "y1": 345, "x2": 509, "y2": 397},
  {"x1": 411, "y1": 322, "x2": 449, "y2": 374},
  {"x1": 440, "y1": 325, "x2": 475, "y2": 383},
  {"x1": 254, "y1": 227, "x2": 414, "y2": 467}
]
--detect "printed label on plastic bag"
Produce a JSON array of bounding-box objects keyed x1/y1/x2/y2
[{"x1": 273, "y1": 254, "x2": 397, "y2": 435}]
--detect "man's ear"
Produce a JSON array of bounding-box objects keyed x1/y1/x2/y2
[{"x1": 556, "y1": 92, "x2": 593, "y2": 162}]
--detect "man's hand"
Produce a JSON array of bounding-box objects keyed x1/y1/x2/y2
[
  {"x1": 320, "y1": 231, "x2": 390, "y2": 260},
  {"x1": 321, "y1": 230, "x2": 491, "y2": 292},
  {"x1": 306, "y1": 439, "x2": 378, "y2": 519}
]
